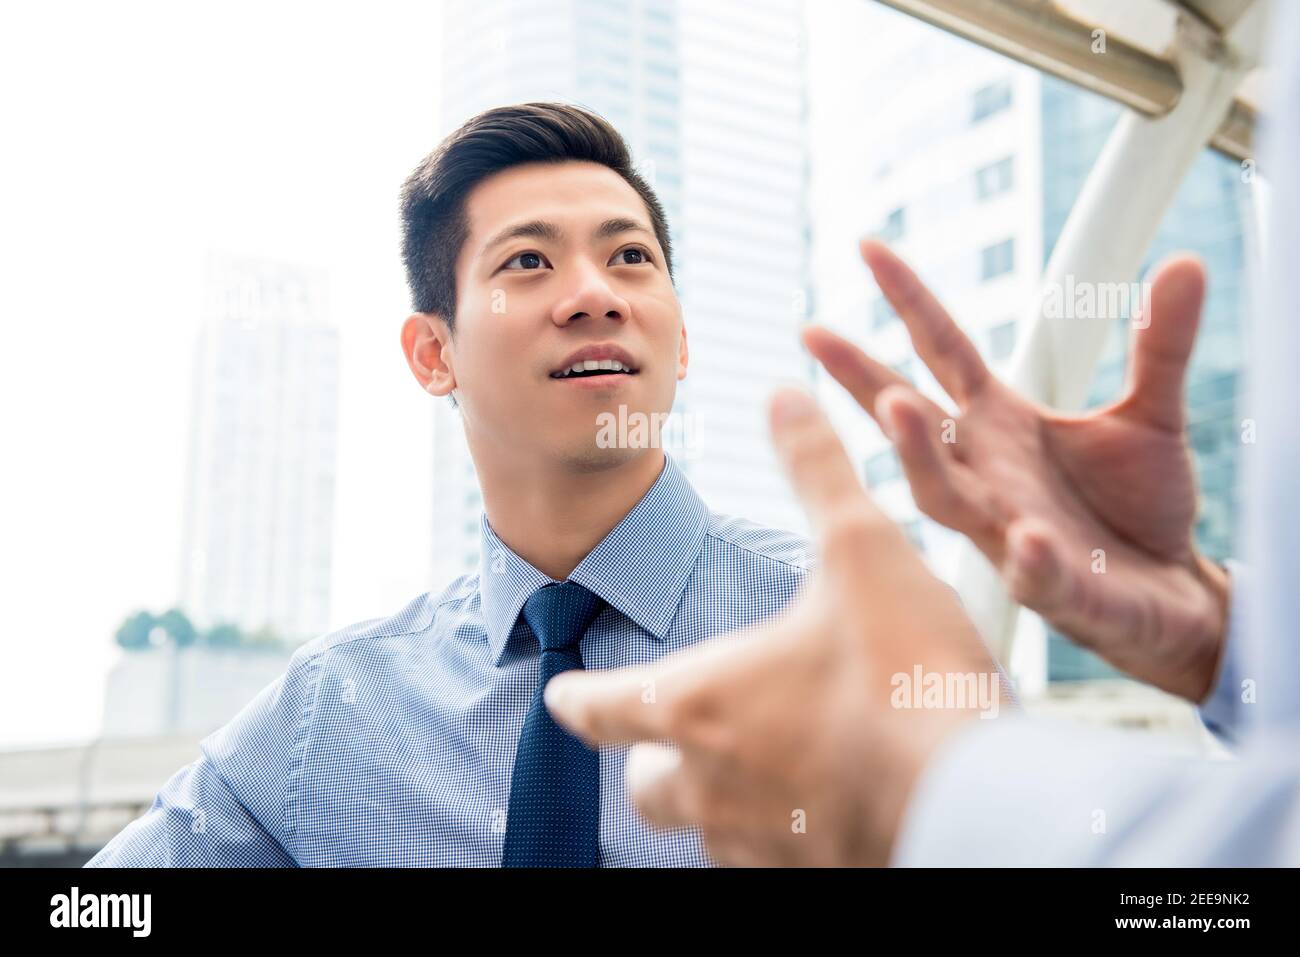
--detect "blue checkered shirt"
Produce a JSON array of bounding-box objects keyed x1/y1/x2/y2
[{"x1": 85, "y1": 454, "x2": 809, "y2": 867}]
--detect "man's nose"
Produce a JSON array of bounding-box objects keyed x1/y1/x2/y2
[{"x1": 551, "y1": 260, "x2": 631, "y2": 327}]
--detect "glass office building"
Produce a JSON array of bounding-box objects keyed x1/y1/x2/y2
[
  {"x1": 1041, "y1": 76, "x2": 1253, "y2": 681},
  {"x1": 809, "y1": 2, "x2": 1254, "y2": 691}
]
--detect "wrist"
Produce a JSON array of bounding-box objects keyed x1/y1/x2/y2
[{"x1": 1188, "y1": 552, "x2": 1232, "y2": 702}]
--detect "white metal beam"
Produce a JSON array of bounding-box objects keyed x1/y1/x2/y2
[
  {"x1": 875, "y1": 0, "x2": 1258, "y2": 159},
  {"x1": 939, "y1": 1, "x2": 1266, "y2": 678}
]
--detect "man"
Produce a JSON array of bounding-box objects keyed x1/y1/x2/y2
[
  {"x1": 546, "y1": 3, "x2": 1300, "y2": 865},
  {"x1": 86, "y1": 102, "x2": 814, "y2": 867}
]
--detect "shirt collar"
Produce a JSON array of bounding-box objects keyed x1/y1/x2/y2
[{"x1": 478, "y1": 453, "x2": 709, "y2": 666}]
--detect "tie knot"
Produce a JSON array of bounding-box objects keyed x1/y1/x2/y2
[{"x1": 522, "y1": 581, "x2": 607, "y2": 653}]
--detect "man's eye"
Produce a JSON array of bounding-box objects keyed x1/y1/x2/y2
[
  {"x1": 611, "y1": 245, "x2": 654, "y2": 266},
  {"x1": 502, "y1": 251, "x2": 550, "y2": 270}
]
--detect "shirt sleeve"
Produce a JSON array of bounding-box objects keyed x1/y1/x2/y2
[
  {"x1": 84, "y1": 646, "x2": 322, "y2": 867},
  {"x1": 890, "y1": 715, "x2": 1300, "y2": 866},
  {"x1": 1195, "y1": 560, "x2": 1249, "y2": 747}
]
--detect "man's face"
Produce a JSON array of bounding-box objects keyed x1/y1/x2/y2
[{"x1": 411, "y1": 160, "x2": 687, "y2": 472}]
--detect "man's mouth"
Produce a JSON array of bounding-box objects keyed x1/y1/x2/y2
[{"x1": 549, "y1": 359, "x2": 639, "y2": 379}]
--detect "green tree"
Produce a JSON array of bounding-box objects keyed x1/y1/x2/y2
[
  {"x1": 157, "y1": 608, "x2": 197, "y2": 648},
  {"x1": 114, "y1": 610, "x2": 157, "y2": 650},
  {"x1": 204, "y1": 622, "x2": 243, "y2": 648}
]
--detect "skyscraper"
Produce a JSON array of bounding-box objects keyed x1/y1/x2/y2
[
  {"x1": 809, "y1": 0, "x2": 1044, "y2": 565},
  {"x1": 430, "y1": 0, "x2": 812, "y2": 582},
  {"x1": 671, "y1": 0, "x2": 812, "y2": 534},
  {"x1": 178, "y1": 254, "x2": 340, "y2": 643}
]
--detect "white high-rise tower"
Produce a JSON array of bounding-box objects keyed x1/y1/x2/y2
[
  {"x1": 178, "y1": 254, "x2": 340, "y2": 642},
  {"x1": 430, "y1": 0, "x2": 812, "y2": 584}
]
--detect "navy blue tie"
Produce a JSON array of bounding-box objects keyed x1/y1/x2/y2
[{"x1": 501, "y1": 581, "x2": 607, "y2": 867}]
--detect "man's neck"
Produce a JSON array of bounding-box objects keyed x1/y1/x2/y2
[{"x1": 473, "y1": 446, "x2": 667, "y2": 582}]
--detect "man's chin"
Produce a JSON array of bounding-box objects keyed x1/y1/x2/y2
[
  {"x1": 557, "y1": 438, "x2": 660, "y2": 474},
  {"x1": 537, "y1": 398, "x2": 679, "y2": 471}
]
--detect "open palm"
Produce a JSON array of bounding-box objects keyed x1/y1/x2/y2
[{"x1": 805, "y1": 240, "x2": 1231, "y2": 701}]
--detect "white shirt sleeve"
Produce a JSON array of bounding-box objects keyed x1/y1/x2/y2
[{"x1": 891, "y1": 717, "x2": 1300, "y2": 866}]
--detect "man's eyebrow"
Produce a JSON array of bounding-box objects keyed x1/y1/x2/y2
[
  {"x1": 478, "y1": 217, "x2": 654, "y2": 261},
  {"x1": 591, "y1": 216, "x2": 654, "y2": 243}
]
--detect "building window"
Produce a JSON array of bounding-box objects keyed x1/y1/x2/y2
[
  {"x1": 865, "y1": 448, "x2": 901, "y2": 486},
  {"x1": 975, "y1": 156, "x2": 1014, "y2": 199},
  {"x1": 972, "y1": 80, "x2": 1012, "y2": 122},
  {"x1": 871, "y1": 296, "x2": 895, "y2": 331},
  {"x1": 988, "y1": 319, "x2": 1016, "y2": 360},
  {"x1": 877, "y1": 206, "x2": 905, "y2": 242},
  {"x1": 980, "y1": 238, "x2": 1015, "y2": 280}
]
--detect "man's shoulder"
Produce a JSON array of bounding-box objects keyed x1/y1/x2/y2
[
  {"x1": 294, "y1": 572, "x2": 481, "y2": 662},
  {"x1": 702, "y1": 511, "x2": 812, "y2": 577},
  {"x1": 199, "y1": 574, "x2": 484, "y2": 791}
]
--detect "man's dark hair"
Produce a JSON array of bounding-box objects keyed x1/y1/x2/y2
[{"x1": 399, "y1": 101, "x2": 675, "y2": 332}]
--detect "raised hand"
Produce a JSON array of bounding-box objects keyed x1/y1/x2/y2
[
  {"x1": 545, "y1": 388, "x2": 1001, "y2": 866},
  {"x1": 804, "y1": 239, "x2": 1232, "y2": 702}
]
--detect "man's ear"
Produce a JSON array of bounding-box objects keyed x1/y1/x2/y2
[
  {"x1": 676, "y1": 318, "x2": 689, "y2": 381},
  {"x1": 401, "y1": 312, "x2": 457, "y2": 396}
]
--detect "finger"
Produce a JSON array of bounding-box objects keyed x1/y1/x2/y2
[
  {"x1": 1002, "y1": 517, "x2": 1073, "y2": 615},
  {"x1": 1121, "y1": 254, "x2": 1205, "y2": 431},
  {"x1": 1002, "y1": 518, "x2": 1145, "y2": 655},
  {"x1": 860, "y1": 238, "x2": 991, "y2": 406},
  {"x1": 801, "y1": 324, "x2": 909, "y2": 422},
  {"x1": 804, "y1": 325, "x2": 953, "y2": 446},
  {"x1": 878, "y1": 385, "x2": 1005, "y2": 552},
  {"x1": 767, "y1": 387, "x2": 886, "y2": 538},
  {"x1": 544, "y1": 664, "x2": 669, "y2": 746},
  {"x1": 546, "y1": 628, "x2": 756, "y2": 746},
  {"x1": 625, "y1": 742, "x2": 695, "y2": 829}
]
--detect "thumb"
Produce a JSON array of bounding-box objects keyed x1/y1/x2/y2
[{"x1": 1122, "y1": 254, "x2": 1205, "y2": 431}]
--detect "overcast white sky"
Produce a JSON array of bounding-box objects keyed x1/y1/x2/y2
[{"x1": 1, "y1": 1, "x2": 446, "y2": 748}]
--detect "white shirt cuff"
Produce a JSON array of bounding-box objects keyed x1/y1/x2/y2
[{"x1": 1195, "y1": 559, "x2": 1247, "y2": 746}]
